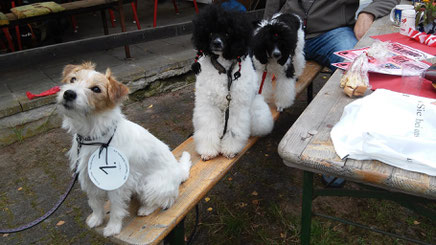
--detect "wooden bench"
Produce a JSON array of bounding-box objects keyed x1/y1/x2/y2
[
  {"x1": 1, "y1": 0, "x2": 132, "y2": 55},
  {"x1": 93, "y1": 61, "x2": 323, "y2": 244},
  {"x1": 2, "y1": 0, "x2": 121, "y2": 27}
]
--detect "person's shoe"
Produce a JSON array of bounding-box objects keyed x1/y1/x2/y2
[{"x1": 321, "y1": 175, "x2": 345, "y2": 188}]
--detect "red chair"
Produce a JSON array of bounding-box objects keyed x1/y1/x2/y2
[
  {"x1": 153, "y1": 0, "x2": 199, "y2": 27},
  {"x1": 109, "y1": 0, "x2": 141, "y2": 30}
]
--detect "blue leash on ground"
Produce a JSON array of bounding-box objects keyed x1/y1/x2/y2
[{"x1": 0, "y1": 173, "x2": 78, "y2": 234}]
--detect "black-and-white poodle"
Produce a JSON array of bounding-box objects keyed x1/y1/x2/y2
[
  {"x1": 191, "y1": 5, "x2": 273, "y2": 161},
  {"x1": 251, "y1": 13, "x2": 306, "y2": 111}
]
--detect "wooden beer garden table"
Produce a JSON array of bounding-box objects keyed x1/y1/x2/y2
[{"x1": 277, "y1": 9, "x2": 436, "y2": 245}]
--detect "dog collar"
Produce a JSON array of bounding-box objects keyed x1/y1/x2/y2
[
  {"x1": 76, "y1": 121, "x2": 118, "y2": 142},
  {"x1": 210, "y1": 54, "x2": 243, "y2": 80}
]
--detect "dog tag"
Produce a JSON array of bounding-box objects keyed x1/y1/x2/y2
[{"x1": 88, "y1": 146, "x2": 129, "y2": 191}]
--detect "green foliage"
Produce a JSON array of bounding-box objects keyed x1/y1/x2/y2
[{"x1": 415, "y1": 0, "x2": 436, "y2": 26}]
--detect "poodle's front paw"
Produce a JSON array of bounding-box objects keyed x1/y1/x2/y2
[
  {"x1": 137, "y1": 205, "x2": 158, "y2": 216},
  {"x1": 223, "y1": 152, "x2": 237, "y2": 159},
  {"x1": 275, "y1": 98, "x2": 294, "y2": 112},
  {"x1": 195, "y1": 136, "x2": 220, "y2": 161},
  {"x1": 220, "y1": 134, "x2": 245, "y2": 159},
  {"x1": 103, "y1": 222, "x2": 122, "y2": 237},
  {"x1": 201, "y1": 154, "x2": 218, "y2": 161},
  {"x1": 86, "y1": 213, "x2": 104, "y2": 228}
]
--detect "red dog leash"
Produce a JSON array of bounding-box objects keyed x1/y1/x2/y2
[{"x1": 258, "y1": 70, "x2": 268, "y2": 94}]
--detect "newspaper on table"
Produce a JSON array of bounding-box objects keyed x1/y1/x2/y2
[{"x1": 332, "y1": 42, "x2": 433, "y2": 76}]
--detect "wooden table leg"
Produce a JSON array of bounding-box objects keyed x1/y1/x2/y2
[
  {"x1": 118, "y1": 0, "x2": 131, "y2": 58},
  {"x1": 301, "y1": 171, "x2": 313, "y2": 245}
]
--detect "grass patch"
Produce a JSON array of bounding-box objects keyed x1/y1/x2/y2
[
  {"x1": 217, "y1": 206, "x2": 249, "y2": 238},
  {"x1": 310, "y1": 219, "x2": 343, "y2": 245},
  {"x1": 12, "y1": 127, "x2": 24, "y2": 142}
]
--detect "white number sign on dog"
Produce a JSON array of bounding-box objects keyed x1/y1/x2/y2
[{"x1": 88, "y1": 146, "x2": 129, "y2": 191}]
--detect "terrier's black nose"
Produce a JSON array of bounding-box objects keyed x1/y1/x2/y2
[
  {"x1": 63, "y1": 90, "x2": 77, "y2": 101},
  {"x1": 272, "y1": 50, "x2": 281, "y2": 58}
]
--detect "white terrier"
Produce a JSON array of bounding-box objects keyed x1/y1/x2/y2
[{"x1": 57, "y1": 62, "x2": 192, "y2": 237}]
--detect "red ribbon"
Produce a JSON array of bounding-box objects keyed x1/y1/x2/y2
[
  {"x1": 26, "y1": 86, "x2": 60, "y2": 100},
  {"x1": 258, "y1": 71, "x2": 267, "y2": 94}
]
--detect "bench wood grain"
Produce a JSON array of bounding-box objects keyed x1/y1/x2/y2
[
  {"x1": 93, "y1": 61, "x2": 323, "y2": 245},
  {"x1": 2, "y1": 0, "x2": 118, "y2": 24}
]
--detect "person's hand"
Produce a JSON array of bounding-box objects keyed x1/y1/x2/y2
[{"x1": 354, "y1": 12, "x2": 375, "y2": 40}]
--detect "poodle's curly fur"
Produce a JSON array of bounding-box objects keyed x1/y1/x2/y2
[
  {"x1": 191, "y1": 5, "x2": 273, "y2": 161},
  {"x1": 192, "y1": 5, "x2": 253, "y2": 60},
  {"x1": 251, "y1": 13, "x2": 306, "y2": 111}
]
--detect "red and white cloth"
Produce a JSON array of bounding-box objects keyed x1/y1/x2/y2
[{"x1": 406, "y1": 28, "x2": 436, "y2": 47}]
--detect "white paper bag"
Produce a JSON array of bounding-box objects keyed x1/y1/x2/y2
[{"x1": 331, "y1": 89, "x2": 436, "y2": 176}]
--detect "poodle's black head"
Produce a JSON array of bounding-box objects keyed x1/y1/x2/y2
[
  {"x1": 252, "y1": 14, "x2": 301, "y2": 65},
  {"x1": 191, "y1": 5, "x2": 253, "y2": 60}
]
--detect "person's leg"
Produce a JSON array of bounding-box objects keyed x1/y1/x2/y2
[{"x1": 304, "y1": 26, "x2": 358, "y2": 71}]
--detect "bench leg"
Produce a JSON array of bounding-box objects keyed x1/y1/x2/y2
[
  {"x1": 307, "y1": 82, "x2": 313, "y2": 104},
  {"x1": 172, "y1": 0, "x2": 179, "y2": 14},
  {"x1": 2, "y1": 28, "x2": 15, "y2": 52},
  {"x1": 14, "y1": 25, "x2": 22, "y2": 50},
  {"x1": 11, "y1": 1, "x2": 22, "y2": 50},
  {"x1": 301, "y1": 171, "x2": 313, "y2": 245},
  {"x1": 100, "y1": 10, "x2": 109, "y2": 35},
  {"x1": 165, "y1": 218, "x2": 185, "y2": 245},
  {"x1": 117, "y1": 0, "x2": 131, "y2": 58}
]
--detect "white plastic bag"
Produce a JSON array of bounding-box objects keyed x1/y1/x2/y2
[{"x1": 331, "y1": 89, "x2": 436, "y2": 176}]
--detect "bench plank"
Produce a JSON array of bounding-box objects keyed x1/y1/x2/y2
[
  {"x1": 93, "y1": 61, "x2": 322, "y2": 245},
  {"x1": 4, "y1": 0, "x2": 118, "y2": 22}
]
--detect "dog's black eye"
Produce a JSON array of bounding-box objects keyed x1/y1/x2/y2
[
  {"x1": 91, "y1": 86, "x2": 101, "y2": 93},
  {"x1": 209, "y1": 33, "x2": 213, "y2": 37},
  {"x1": 70, "y1": 77, "x2": 76, "y2": 83},
  {"x1": 225, "y1": 33, "x2": 229, "y2": 37}
]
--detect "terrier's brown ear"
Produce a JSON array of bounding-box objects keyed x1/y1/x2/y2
[
  {"x1": 107, "y1": 69, "x2": 129, "y2": 104},
  {"x1": 62, "y1": 64, "x2": 78, "y2": 83}
]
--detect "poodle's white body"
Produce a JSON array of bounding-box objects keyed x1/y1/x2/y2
[
  {"x1": 253, "y1": 14, "x2": 306, "y2": 111},
  {"x1": 193, "y1": 55, "x2": 273, "y2": 160}
]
